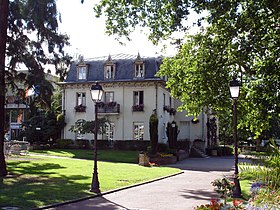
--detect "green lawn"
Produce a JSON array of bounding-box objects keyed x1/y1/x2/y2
[
  {"x1": 30, "y1": 149, "x2": 139, "y2": 163},
  {"x1": 1, "y1": 155, "x2": 181, "y2": 209}
]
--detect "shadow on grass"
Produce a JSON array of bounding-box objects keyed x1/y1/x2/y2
[
  {"x1": 1, "y1": 161, "x2": 92, "y2": 210},
  {"x1": 32, "y1": 149, "x2": 139, "y2": 164}
]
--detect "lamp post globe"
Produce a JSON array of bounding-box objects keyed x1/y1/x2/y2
[
  {"x1": 229, "y1": 77, "x2": 242, "y2": 198},
  {"x1": 90, "y1": 83, "x2": 104, "y2": 193}
]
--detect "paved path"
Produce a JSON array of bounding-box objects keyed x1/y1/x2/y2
[{"x1": 48, "y1": 156, "x2": 251, "y2": 210}]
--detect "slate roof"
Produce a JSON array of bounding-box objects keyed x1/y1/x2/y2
[{"x1": 64, "y1": 53, "x2": 163, "y2": 83}]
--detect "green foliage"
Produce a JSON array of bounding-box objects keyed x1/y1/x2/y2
[
  {"x1": 149, "y1": 113, "x2": 158, "y2": 154},
  {"x1": 212, "y1": 177, "x2": 235, "y2": 204},
  {"x1": 6, "y1": 0, "x2": 72, "y2": 83},
  {"x1": 55, "y1": 139, "x2": 74, "y2": 149},
  {"x1": 249, "y1": 187, "x2": 280, "y2": 208},
  {"x1": 240, "y1": 140, "x2": 280, "y2": 190},
  {"x1": 75, "y1": 139, "x2": 91, "y2": 149},
  {"x1": 93, "y1": 0, "x2": 280, "y2": 139},
  {"x1": 19, "y1": 111, "x2": 65, "y2": 143}
]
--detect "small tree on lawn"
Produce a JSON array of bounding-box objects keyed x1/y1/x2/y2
[{"x1": 69, "y1": 118, "x2": 109, "y2": 137}]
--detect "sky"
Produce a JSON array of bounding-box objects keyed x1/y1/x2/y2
[{"x1": 56, "y1": 0, "x2": 179, "y2": 59}]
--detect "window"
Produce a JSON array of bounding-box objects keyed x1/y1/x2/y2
[
  {"x1": 77, "y1": 65, "x2": 87, "y2": 80},
  {"x1": 76, "y1": 92, "x2": 86, "y2": 106},
  {"x1": 133, "y1": 91, "x2": 144, "y2": 105},
  {"x1": 104, "y1": 55, "x2": 115, "y2": 79},
  {"x1": 105, "y1": 92, "x2": 114, "y2": 103},
  {"x1": 134, "y1": 63, "x2": 144, "y2": 78},
  {"x1": 103, "y1": 122, "x2": 115, "y2": 141},
  {"x1": 134, "y1": 122, "x2": 144, "y2": 140},
  {"x1": 134, "y1": 53, "x2": 145, "y2": 78},
  {"x1": 105, "y1": 65, "x2": 115, "y2": 79},
  {"x1": 163, "y1": 93, "x2": 166, "y2": 107},
  {"x1": 132, "y1": 91, "x2": 144, "y2": 111}
]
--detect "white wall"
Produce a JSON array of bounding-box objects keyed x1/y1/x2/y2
[{"x1": 62, "y1": 81, "x2": 208, "y2": 148}]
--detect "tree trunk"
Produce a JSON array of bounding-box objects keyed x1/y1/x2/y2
[{"x1": 0, "y1": 0, "x2": 9, "y2": 177}]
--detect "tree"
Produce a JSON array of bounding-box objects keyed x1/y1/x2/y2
[
  {"x1": 0, "y1": 0, "x2": 9, "y2": 177},
  {"x1": 0, "y1": 0, "x2": 71, "y2": 176},
  {"x1": 149, "y1": 112, "x2": 158, "y2": 154},
  {"x1": 94, "y1": 0, "x2": 280, "y2": 138},
  {"x1": 69, "y1": 119, "x2": 109, "y2": 136}
]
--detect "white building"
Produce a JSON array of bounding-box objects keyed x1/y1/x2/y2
[{"x1": 60, "y1": 54, "x2": 208, "y2": 148}]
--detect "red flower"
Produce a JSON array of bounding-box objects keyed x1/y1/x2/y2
[{"x1": 233, "y1": 199, "x2": 243, "y2": 207}]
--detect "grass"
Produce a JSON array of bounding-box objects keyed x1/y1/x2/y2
[
  {"x1": 1, "y1": 154, "x2": 181, "y2": 209},
  {"x1": 30, "y1": 149, "x2": 139, "y2": 163}
]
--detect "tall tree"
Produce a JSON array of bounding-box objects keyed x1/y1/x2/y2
[
  {"x1": 94, "y1": 0, "x2": 280, "y2": 138},
  {"x1": 0, "y1": 0, "x2": 9, "y2": 177},
  {"x1": 0, "y1": 0, "x2": 71, "y2": 176}
]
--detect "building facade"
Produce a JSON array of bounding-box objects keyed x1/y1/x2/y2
[{"x1": 60, "y1": 54, "x2": 208, "y2": 147}]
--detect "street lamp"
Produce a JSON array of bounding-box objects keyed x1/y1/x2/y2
[
  {"x1": 229, "y1": 77, "x2": 242, "y2": 198},
  {"x1": 90, "y1": 83, "x2": 104, "y2": 193}
]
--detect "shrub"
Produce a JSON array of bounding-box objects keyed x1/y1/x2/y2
[
  {"x1": 55, "y1": 139, "x2": 74, "y2": 149},
  {"x1": 217, "y1": 146, "x2": 233, "y2": 156},
  {"x1": 149, "y1": 113, "x2": 158, "y2": 154},
  {"x1": 89, "y1": 140, "x2": 112, "y2": 149},
  {"x1": 212, "y1": 177, "x2": 235, "y2": 204},
  {"x1": 177, "y1": 140, "x2": 191, "y2": 151},
  {"x1": 114, "y1": 140, "x2": 150, "y2": 151},
  {"x1": 76, "y1": 139, "x2": 91, "y2": 149},
  {"x1": 157, "y1": 143, "x2": 169, "y2": 153}
]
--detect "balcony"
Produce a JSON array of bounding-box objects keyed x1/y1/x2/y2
[
  {"x1": 75, "y1": 105, "x2": 86, "y2": 113},
  {"x1": 132, "y1": 104, "x2": 144, "y2": 112},
  {"x1": 97, "y1": 102, "x2": 120, "y2": 114}
]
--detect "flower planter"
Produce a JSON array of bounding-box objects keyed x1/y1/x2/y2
[
  {"x1": 211, "y1": 149, "x2": 218, "y2": 156},
  {"x1": 139, "y1": 153, "x2": 150, "y2": 166}
]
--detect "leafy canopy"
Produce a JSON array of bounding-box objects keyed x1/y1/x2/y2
[
  {"x1": 94, "y1": 0, "x2": 280, "y2": 137},
  {"x1": 6, "y1": 0, "x2": 72, "y2": 85}
]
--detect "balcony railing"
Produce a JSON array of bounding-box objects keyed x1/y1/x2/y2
[
  {"x1": 132, "y1": 104, "x2": 144, "y2": 112},
  {"x1": 97, "y1": 102, "x2": 120, "y2": 114}
]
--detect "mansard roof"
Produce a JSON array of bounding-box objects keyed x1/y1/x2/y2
[{"x1": 64, "y1": 53, "x2": 163, "y2": 83}]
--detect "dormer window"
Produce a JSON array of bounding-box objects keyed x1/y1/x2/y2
[
  {"x1": 105, "y1": 65, "x2": 115, "y2": 79},
  {"x1": 78, "y1": 65, "x2": 87, "y2": 80},
  {"x1": 135, "y1": 63, "x2": 144, "y2": 78},
  {"x1": 134, "y1": 53, "x2": 145, "y2": 78},
  {"x1": 104, "y1": 55, "x2": 115, "y2": 80},
  {"x1": 77, "y1": 56, "x2": 88, "y2": 80}
]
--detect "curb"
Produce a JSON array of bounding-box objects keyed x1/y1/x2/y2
[{"x1": 33, "y1": 171, "x2": 184, "y2": 210}]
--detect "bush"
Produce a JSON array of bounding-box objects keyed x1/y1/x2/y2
[
  {"x1": 177, "y1": 140, "x2": 191, "y2": 151},
  {"x1": 206, "y1": 146, "x2": 233, "y2": 156},
  {"x1": 114, "y1": 140, "x2": 150, "y2": 151},
  {"x1": 55, "y1": 139, "x2": 74, "y2": 149},
  {"x1": 157, "y1": 143, "x2": 169, "y2": 153},
  {"x1": 90, "y1": 140, "x2": 112, "y2": 149},
  {"x1": 217, "y1": 146, "x2": 233, "y2": 156},
  {"x1": 76, "y1": 139, "x2": 91, "y2": 149}
]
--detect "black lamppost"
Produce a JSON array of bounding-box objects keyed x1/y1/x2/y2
[
  {"x1": 90, "y1": 83, "x2": 104, "y2": 193},
  {"x1": 229, "y1": 77, "x2": 242, "y2": 198}
]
